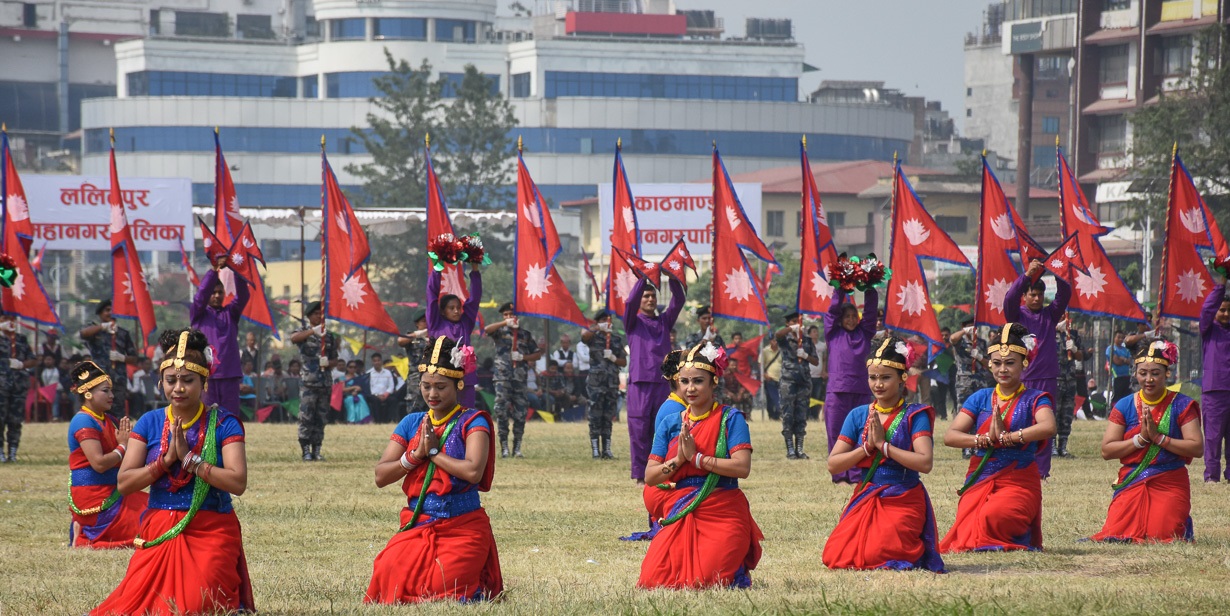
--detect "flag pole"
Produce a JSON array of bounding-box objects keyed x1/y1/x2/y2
[
  {"x1": 1157, "y1": 142, "x2": 1179, "y2": 318},
  {"x1": 320, "y1": 135, "x2": 328, "y2": 366},
  {"x1": 109, "y1": 128, "x2": 117, "y2": 359}
]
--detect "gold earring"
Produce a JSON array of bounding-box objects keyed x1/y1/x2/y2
[
  {"x1": 203, "y1": 382, "x2": 209, "y2": 392},
  {"x1": 84, "y1": 392, "x2": 93, "y2": 400}
]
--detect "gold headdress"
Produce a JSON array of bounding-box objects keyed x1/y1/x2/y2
[{"x1": 159, "y1": 330, "x2": 211, "y2": 378}]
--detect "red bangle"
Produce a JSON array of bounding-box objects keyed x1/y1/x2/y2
[{"x1": 146, "y1": 461, "x2": 166, "y2": 480}]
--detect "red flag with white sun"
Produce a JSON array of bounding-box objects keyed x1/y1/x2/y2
[
  {"x1": 214, "y1": 130, "x2": 279, "y2": 338},
  {"x1": 976, "y1": 156, "x2": 1045, "y2": 328},
  {"x1": 321, "y1": 147, "x2": 398, "y2": 335},
  {"x1": 514, "y1": 149, "x2": 587, "y2": 327},
  {"x1": 1158, "y1": 150, "x2": 1230, "y2": 321},
  {"x1": 607, "y1": 143, "x2": 643, "y2": 317},
  {"x1": 425, "y1": 141, "x2": 470, "y2": 301},
  {"x1": 711, "y1": 146, "x2": 778, "y2": 325},
  {"x1": 1, "y1": 128, "x2": 60, "y2": 329},
  {"x1": 108, "y1": 140, "x2": 157, "y2": 344},
  {"x1": 798, "y1": 138, "x2": 838, "y2": 316},
  {"x1": 886, "y1": 161, "x2": 971, "y2": 349}
]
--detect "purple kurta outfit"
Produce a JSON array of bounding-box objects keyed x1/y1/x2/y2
[
  {"x1": 1200, "y1": 284, "x2": 1230, "y2": 482},
  {"x1": 190, "y1": 268, "x2": 250, "y2": 415},
  {"x1": 821, "y1": 288, "x2": 878, "y2": 484},
  {"x1": 623, "y1": 277, "x2": 684, "y2": 481},
  {"x1": 427, "y1": 269, "x2": 482, "y2": 407},
  {"x1": 1004, "y1": 273, "x2": 1070, "y2": 479}
]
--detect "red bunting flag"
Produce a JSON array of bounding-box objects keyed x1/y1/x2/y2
[
  {"x1": 108, "y1": 138, "x2": 156, "y2": 344},
  {"x1": 659, "y1": 239, "x2": 697, "y2": 289},
  {"x1": 976, "y1": 156, "x2": 1045, "y2": 328},
  {"x1": 29, "y1": 241, "x2": 46, "y2": 274},
  {"x1": 214, "y1": 130, "x2": 279, "y2": 338},
  {"x1": 0, "y1": 130, "x2": 60, "y2": 329},
  {"x1": 711, "y1": 145, "x2": 779, "y2": 325},
  {"x1": 514, "y1": 147, "x2": 587, "y2": 327},
  {"x1": 425, "y1": 140, "x2": 469, "y2": 301},
  {"x1": 1055, "y1": 145, "x2": 1147, "y2": 322},
  {"x1": 1158, "y1": 149, "x2": 1230, "y2": 321},
  {"x1": 321, "y1": 146, "x2": 398, "y2": 335},
  {"x1": 1042, "y1": 233, "x2": 1090, "y2": 282},
  {"x1": 886, "y1": 161, "x2": 971, "y2": 349},
  {"x1": 198, "y1": 217, "x2": 227, "y2": 265},
  {"x1": 607, "y1": 143, "x2": 643, "y2": 317},
  {"x1": 798, "y1": 138, "x2": 839, "y2": 315},
  {"x1": 613, "y1": 245, "x2": 661, "y2": 288}
]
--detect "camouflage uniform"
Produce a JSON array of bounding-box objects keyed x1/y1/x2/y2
[
  {"x1": 952, "y1": 334, "x2": 991, "y2": 406},
  {"x1": 0, "y1": 332, "x2": 34, "y2": 460},
  {"x1": 1054, "y1": 329, "x2": 1083, "y2": 451},
  {"x1": 778, "y1": 331, "x2": 817, "y2": 455},
  {"x1": 584, "y1": 329, "x2": 626, "y2": 458},
  {"x1": 294, "y1": 326, "x2": 338, "y2": 458},
  {"x1": 401, "y1": 335, "x2": 430, "y2": 416},
  {"x1": 490, "y1": 325, "x2": 538, "y2": 455},
  {"x1": 81, "y1": 321, "x2": 137, "y2": 398}
]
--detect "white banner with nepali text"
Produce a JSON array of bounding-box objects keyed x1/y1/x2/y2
[
  {"x1": 597, "y1": 182, "x2": 762, "y2": 257},
  {"x1": 16, "y1": 175, "x2": 192, "y2": 251}
]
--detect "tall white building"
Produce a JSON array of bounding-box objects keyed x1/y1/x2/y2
[{"x1": 4, "y1": 1, "x2": 915, "y2": 210}]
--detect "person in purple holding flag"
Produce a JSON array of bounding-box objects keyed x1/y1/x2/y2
[
  {"x1": 624, "y1": 275, "x2": 685, "y2": 485},
  {"x1": 1003, "y1": 258, "x2": 1070, "y2": 479},
  {"x1": 189, "y1": 256, "x2": 250, "y2": 417},
  {"x1": 822, "y1": 286, "x2": 879, "y2": 484},
  {"x1": 426, "y1": 263, "x2": 482, "y2": 406},
  {"x1": 1199, "y1": 275, "x2": 1230, "y2": 482}
]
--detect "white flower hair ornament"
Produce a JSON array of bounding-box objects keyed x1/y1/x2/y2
[
  {"x1": 699, "y1": 342, "x2": 720, "y2": 362},
  {"x1": 204, "y1": 345, "x2": 216, "y2": 369}
]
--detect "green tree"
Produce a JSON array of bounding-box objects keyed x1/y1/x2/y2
[
  {"x1": 347, "y1": 53, "x2": 519, "y2": 210},
  {"x1": 439, "y1": 66, "x2": 517, "y2": 210},
  {"x1": 929, "y1": 272, "x2": 975, "y2": 332},
  {"x1": 1127, "y1": 26, "x2": 1230, "y2": 230}
]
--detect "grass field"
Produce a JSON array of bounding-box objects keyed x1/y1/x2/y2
[{"x1": 3, "y1": 415, "x2": 1230, "y2": 615}]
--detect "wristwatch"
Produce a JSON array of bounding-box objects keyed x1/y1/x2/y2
[{"x1": 428, "y1": 447, "x2": 441, "y2": 458}]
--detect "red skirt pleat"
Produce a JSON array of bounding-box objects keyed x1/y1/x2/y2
[
  {"x1": 822, "y1": 485, "x2": 928, "y2": 570},
  {"x1": 1091, "y1": 468, "x2": 1192, "y2": 543},
  {"x1": 365, "y1": 508, "x2": 503, "y2": 604},
  {"x1": 636, "y1": 489, "x2": 763, "y2": 590},
  {"x1": 642, "y1": 484, "x2": 675, "y2": 522},
  {"x1": 939, "y1": 465, "x2": 1043, "y2": 554},
  {"x1": 73, "y1": 492, "x2": 149, "y2": 550}
]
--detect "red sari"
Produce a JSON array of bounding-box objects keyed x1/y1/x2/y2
[
  {"x1": 1090, "y1": 392, "x2": 1198, "y2": 543},
  {"x1": 637, "y1": 406, "x2": 762, "y2": 589},
  {"x1": 68, "y1": 410, "x2": 147, "y2": 549},
  {"x1": 366, "y1": 409, "x2": 502, "y2": 604}
]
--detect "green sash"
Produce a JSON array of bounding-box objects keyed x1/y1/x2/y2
[
  {"x1": 1111, "y1": 396, "x2": 1175, "y2": 491},
  {"x1": 854, "y1": 405, "x2": 910, "y2": 494},
  {"x1": 399, "y1": 416, "x2": 460, "y2": 532},
  {"x1": 957, "y1": 397, "x2": 1021, "y2": 496},
  {"x1": 135, "y1": 405, "x2": 220, "y2": 549},
  {"x1": 67, "y1": 480, "x2": 122, "y2": 517},
  {"x1": 659, "y1": 408, "x2": 730, "y2": 527}
]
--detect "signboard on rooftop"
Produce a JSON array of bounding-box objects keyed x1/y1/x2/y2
[
  {"x1": 18, "y1": 175, "x2": 193, "y2": 251},
  {"x1": 597, "y1": 182, "x2": 762, "y2": 257}
]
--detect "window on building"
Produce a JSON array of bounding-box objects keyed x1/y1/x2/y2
[
  {"x1": 1099, "y1": 44, "x2": 1129, "y2": 85},
  {"x1": 935, "y1": 216, "x2": 968, "y2": 235},
  {"x1": 766, "y1": 211, "x2": 784, "y2": 237},
  {"x1": 301, "y1": 75, "x2": 318, "y2": 98},
  {"x1": 1042, "y1": 116, "x2": 1060, "y2": 134},
  {"x1": 150, "y1": 9, "x2": 161, "y2": 35},
  {"x1": 127, "y1": 71, "x2": 296, "y2": 98},
  {"x1": 330, "y1": 18, "x2": 366, "y2": 41},
  {"x1": 1105, "y1": 0, "x2": 1131, "y2": 10},
  {"x1": 237, "y1": 14, "x2": 274, "y2": 40},
  {"x1": 512, "y1": 72, "x2": 531, "y2": 98},
  {"x1": 1036, "y1": 56, "x2": 1065, "y2": 79},
  {"x1": 829, "y1": 211, "x2": 846, "y2": 227},
  {"x1": 966, "y1": 87, "x2": 972, "y2": 96},
  {"x1": 175, "y1": 11, "x2": 230, "y2": 38},
  {"x1": 305, "y1": 17, "x2": 320, "y2": 38},
  {"x1": 1156, "y1": 35, "x2": 1192, "y2": 77},
  {"x1": 22, "y1": 3, "x2": 36, "y2": 28},
  {"x1": 1033, "y1": 145, "x2": 1058, "y2": 168},
  {"x1": 1096, "y1": 115, "x2": 1127, "y2": 153},
  {"x1": 543, "y1": 71, "x2": 797, "y2": 102},
  {"x1": 966, "y1": 108, "x2": 972, "y2": 117},
  {"x1": 373, "y1": 18, "x2": 426, "y2": 40},
  {"x1": 436, "y1": 19, "x2": 476, "y2": 43}
]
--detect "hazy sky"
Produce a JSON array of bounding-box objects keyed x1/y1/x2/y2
[{"x1": 674, "y1": 0, "x2": 997, "y2": 131}]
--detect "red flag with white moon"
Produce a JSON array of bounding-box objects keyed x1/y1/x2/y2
[
  {"x1": 214, "y1": 131, "x2": 279, "y2": 338},
  {"x1": 108, "y1": 143, "x2": 157, "y2": 344},
  {"x1": 976, "y1": 156, "x2": 1044, "y2": 328},
  {"x1": 425, "y1": 143, "x2": 469, "y2": 301},
  {"x1": 659, "y1": 239, "x2": 697, "y2": 290},
  {"x1": 886, "y1": 161, "x2": 971, "y2": 349},
  {"x1": 1, "y1": 129, "x2": 60, "y2": 328},
  {"x1": 1158, "y1": 151, "x2": 1230, "y2": 321},
  {"x1": 321, "y1": 149, "x2": 398, "y2": 335},
  {"x1": 607, "y1": 144, "x2": 643, "y2": 317},
  {"x1": 711, "y1": 146, "x2": 778, "y2": 325},
  {"x1": 797, "y1": 139, "x2": 838, "y2": 316},
  {"x1": 514, "y1": 150, "x2": 587, "y2": 327}
]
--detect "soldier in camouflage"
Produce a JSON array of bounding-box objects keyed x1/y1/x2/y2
[
  {"x1": 1054, "y1": 321, "x2": 1084, "y2": 458},
  {"x1": 290, "y1": 301, "x2": 338, "y2": 462},
  {"x1": 0, "y1": 315, "x2": 35, "y2": 462},
  {"x1": 775, "y1": 312, "x2": 819, "y2": 459},
  {"x1": 484, "y1": 303, "x2": 543, "y2": 458},
  {"x1": 78, "y1": 300, "x2": 139, "y2": 410},
  {"x1": 581, "y1": 309, "x2": 627, "y2": 459},
  {"x1": 948, "y1": 318, "x2": 991, "y2": 459},
  {"x1": 398, "y1": 311, "x2": 431, "y2": 416}
]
